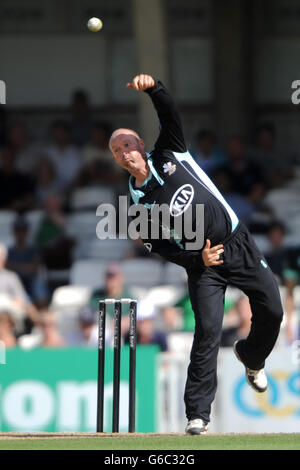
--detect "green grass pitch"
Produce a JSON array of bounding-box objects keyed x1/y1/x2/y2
[{"x1": 0, "y1": 433, "x2": 299, "y2": 450}]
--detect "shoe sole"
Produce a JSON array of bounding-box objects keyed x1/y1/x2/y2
[
  {"x1": 185, "y1": 427, "x2": 208, "y2": 436},
  {"x1": 233, "y1": 341, "x2": 267, "y2": 394}
]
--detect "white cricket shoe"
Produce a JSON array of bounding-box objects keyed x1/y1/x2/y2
[
  {"x1": 185, "y1": 419, "x2": 209, "y2": 435},
  {"x1": 233, "y1": 340, "x2": 268, "y2": 393}
]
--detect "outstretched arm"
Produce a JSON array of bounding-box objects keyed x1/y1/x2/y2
[
  {"x1": 126, "y1": 74, "x2": 186, "y2": 153},
  {"x1": 141, "y1": 235, "x2": 224, "y2": 269}
]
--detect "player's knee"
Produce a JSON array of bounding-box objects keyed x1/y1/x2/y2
[
  {"x1": 191, "y1": 325, "x2": 221, "y2": 357},
  {"x1": 268, "y1": 304, "x2": 284, "y2": 326}
]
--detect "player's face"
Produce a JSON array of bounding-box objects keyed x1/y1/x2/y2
[{"x1": 111, "y1": 133, "x2": 145, "y2": 172}]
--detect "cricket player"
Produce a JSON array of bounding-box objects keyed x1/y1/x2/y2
[{"x1": 109, "y1": 74, "x2": 283, "y2": 435}]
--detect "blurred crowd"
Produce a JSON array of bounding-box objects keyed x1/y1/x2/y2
[{"x1": 0, "y1": 89, "x2": 299, "y2": 352}]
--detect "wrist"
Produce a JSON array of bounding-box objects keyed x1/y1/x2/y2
[{"x1": 144, "y1": 79, "x2": 157, "y2": 93}]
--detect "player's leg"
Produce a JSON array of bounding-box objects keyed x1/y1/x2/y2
[
  {"x1": 184, "y1": 269, "x2": 227, "y2": 430},
  {"x1": 225, "y1": 225, "x2": 284, "y2": 371},
  {"x1": 230, "y1": 263, "x2": 283, "y2": 371}
]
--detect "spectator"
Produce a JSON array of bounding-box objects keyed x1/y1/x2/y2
[
  {"x1": 124, "y1": 301, "x2": 168, "y2": 352},
  {"x1": 44, "y1": 121, "x2": 82, "y2": 192},
  {"x1": 82, "y1": 121, "x2": 113, "y2": 166},
  {"x1": 8, "y1": 122, "x2": 41, "y2": 175},
  {"x1": 66, "y1": 307, "x2": 100, "y2": 346},
  {"x1": 264, "y1": 221, "x2": 288, "y2": 284},
  {"x1": 34, "y1": 194, "x2": 75, "y2": 282},
  {"x1": 78, "y1": 121, "x2": 125, "y2": 185},
  {"x1": 0, "y1": 243, "x2": 40, "y2": 333},
  {"x1": 0, "y1": 146, "x2": 35, "y2": 210},
  {"x1": 221, "y1": 296, "x2": 252, "y2": 347},
  {"x1": 38, "y1": 310, "x2": 66, "y2": 347},
  {"x1": 0, "y1": 243, "x2": 29, "y2": 313},
  {"x1": 212, "y1": 168, "x2": 256, "y2": 222},
  {"x1": 7, "y1": 216, "x2": 48, "y2": 306},
  {"x1": 19, "y1": 310, "x2": 66, "y2": 348},
  {"x1": 283, "y1": 245, "x2": 300, "y2": 343},
  {"x1": 33, "y1": 157, "x2": 62, "y2": 208},
  {"x1": 69, "y1": 89, "x2": 93, "y2": 147},
  {"x1": 89, "y1": 263, "x2": 134, "y2": 336},
  {"x1": 191, "y1": 130, "x2": 225, "y2": 175},
  {"x1": 0, "y1": 309, "x2": 17, "y2": 348},
  {"x1": 247, "y1": 123, "x2": 291, "y2": 188},
  {"x1": 220, "y1": 136, "x2": 265, "y2": 202},
  {"x1": 163, "y1": 292, "x2": 194, "y2": 332}
]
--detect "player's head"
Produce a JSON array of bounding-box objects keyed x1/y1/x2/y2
[{"x1": 109, "y1": 128, "x2": 146, "y2": 173}]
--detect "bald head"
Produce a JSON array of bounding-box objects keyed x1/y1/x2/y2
[
  {"x1": 109, "y1": 128, "x2": 148, "y2": 179},
  {"x1": 109, "y1": 128, "x2": 141, "y2": 152}
]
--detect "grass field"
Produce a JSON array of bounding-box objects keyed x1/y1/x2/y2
[{"x1": 0, "y1": 433, "x2": 299, "y2": 450}]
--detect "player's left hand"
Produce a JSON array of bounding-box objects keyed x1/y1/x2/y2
[
  {"x1": 126, "y1": 74, "x2": 155, "y2": 91},
  {"x1": 202, "y1": 239, "x2": 224, "y2": 267}
]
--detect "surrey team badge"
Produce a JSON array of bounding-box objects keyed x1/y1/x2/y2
[{"x1": 163, "y1": 162, "x2": 177, "y2": 175}]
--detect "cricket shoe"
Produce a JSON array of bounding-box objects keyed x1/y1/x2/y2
[
  {"x1": 233, "y1": 340, "x2": 268, "y2": 393},
  {"x1": 185, "y1": 419, "x2": 209, "y2": 435}
]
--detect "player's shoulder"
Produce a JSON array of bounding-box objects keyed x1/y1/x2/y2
[
  {"x1": 149, "y1": 148, "x2": 177, "y2": 165},
  {"x1": 149, "y1": 148, "x2": 178, "y2": 177}
]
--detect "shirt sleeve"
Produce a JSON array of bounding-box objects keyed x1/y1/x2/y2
[
  {"x1": 144, "y1": 80, "x2": 186, "y2": 153},
  {"x1": 143, "y1": 237, "x2": 205, "y2": 270}
]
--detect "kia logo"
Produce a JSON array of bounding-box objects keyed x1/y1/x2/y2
[{"x1": 170, "y1": 184, "x2": 194, "y2": 217}]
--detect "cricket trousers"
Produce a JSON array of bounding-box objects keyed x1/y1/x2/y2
[{"x1": 184, "y1": 222, "x2": 284, "y2": 423}]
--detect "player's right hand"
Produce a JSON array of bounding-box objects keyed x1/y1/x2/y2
[
  {"x1": 202, "y1": 239, "x2": 224, "y2": 267},
  {"x1": 126, "y1": 74, "x2": 155, "y2": 91}
]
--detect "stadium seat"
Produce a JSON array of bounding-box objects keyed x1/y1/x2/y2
[
  {"x1": 51, "y1": 285, "x2": 92, "y2": 309},
  {"x1": 143, "y1": 285, "x2": 185, "y2": 308},
  {"x1": 66, "y1": 211, "x2": 100, "y2": 239},
  {"x1": 252, "y1": 234, "x2": 270, "y2": 254},
  {"x1": 67, "y1": 211, "x2": 101, "y2": 259},
  {"x1": 161, "y1": 262, "x2": 187, "y2": 285},
  {"x1": 264, "y1": 189, "x2": 300, "y2": 227},
  {"x1": 67, "y1": 209, "x2": 124, "y2": 260},
  {"x1": 70, "y1": 186, "x2": 116, "y2": 210},
  {"x1": 50, "y1": 285, "x2": 92, "y2": 335},
  {"x1": 120, "y1": 259, "x2": 163, "y2": 287},
  {"x1": 128, "y1": 286, "x2": 148, "y2": 302},
  {"x1": 69, "y1": 259, "x2": 108, "y2": 289},
  {"x1": 285, "y1": 234, "x2": 300, "y2": 247},
  {"x1": 26, "y1": 210, "x2": 44, "y2": 243},
  {"x1": 225, "y1": 286, "x2": 242, "y2": 304},
  {"x1": 82, "y1": 237, "x2": 132, "y2": 260},
  {"x1": 167, "y1": 332, "x2": 194, "y2": 353},
  {"x1": 0, "y1": 210, "x2": 15, "y2": 247},
  {"x1": 0, "y1": 210, "x2": 44, "y2": 247},
  {"x1": 287, "y1": 215, "x2": 300, "y2": 237}
]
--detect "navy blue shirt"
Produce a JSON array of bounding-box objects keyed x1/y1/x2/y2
[{"x1": 128, "y1": 81, "x2": 239, "y2": 270}]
